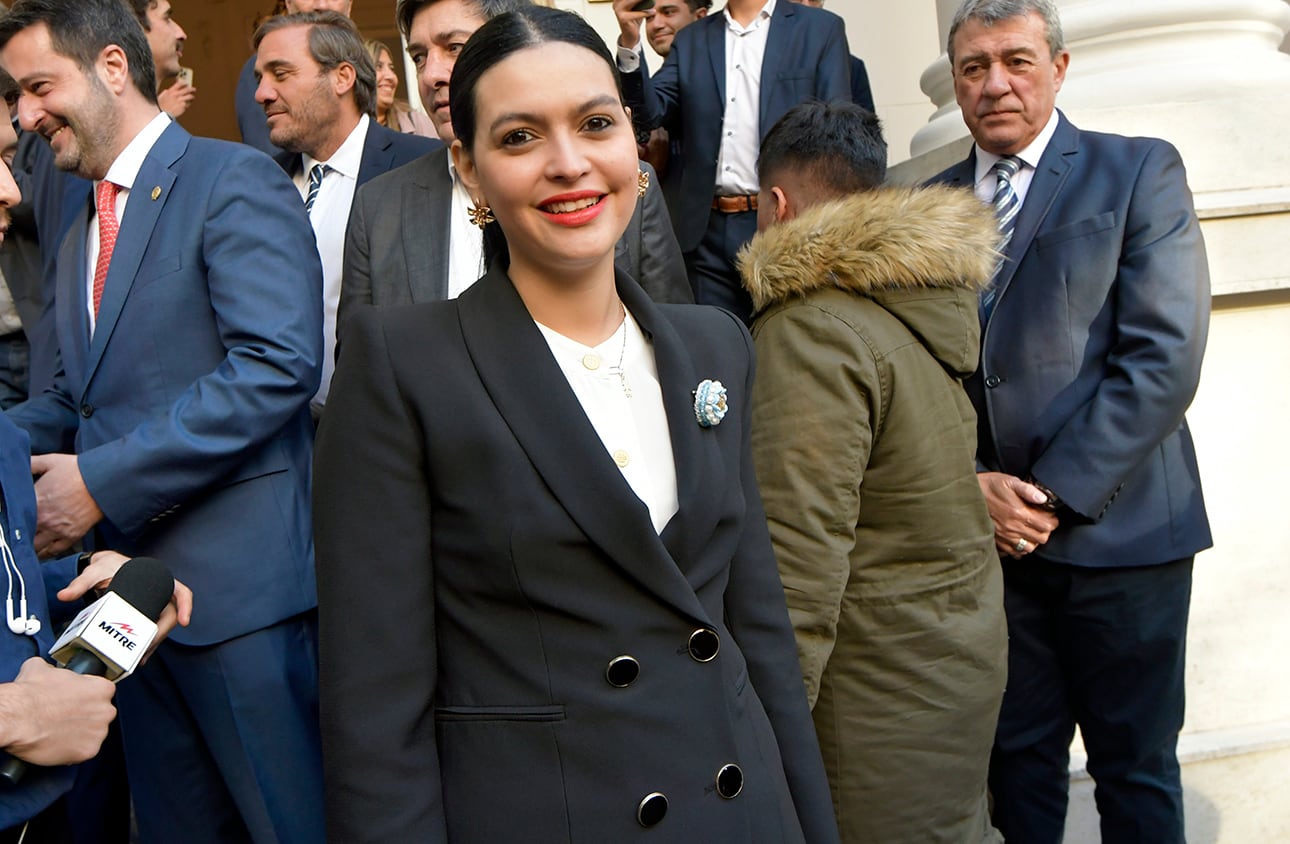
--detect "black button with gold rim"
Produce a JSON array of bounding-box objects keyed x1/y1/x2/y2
[
  {"x1": 605, "y1": 655, "x2": 640, "y2": 688},
  {"x1": 687, "y1": 628, "x2": 720, "y2": 662},
  {"x1": 716, "y1": 763, "x2": 744, "y2": 799},
  {"x1": 637, "y1": 792, "x2": 668, "y2": 827}
]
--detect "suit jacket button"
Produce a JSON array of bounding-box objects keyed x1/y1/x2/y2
[
  {"x1": 984, "y1": 374, "x2": 1001, "y2": 388},
  {"x1": 716, "y1": 763, "x2": 744, "y2": 799},
  {"x1": 80, "y1": 404, "x2": 94, "y2": 418},
  {"x1": 605, "y1": 655, "x2": 640, "y2": 688},
  {"x1": 637, "y1": 792, "x2": 668, "y2": 827},
  {"x1": 687, "y1": 628, "x2": 720, "y2": 662}
]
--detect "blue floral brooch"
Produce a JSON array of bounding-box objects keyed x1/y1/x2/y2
[{"x1": 693, "y1": 379, "x2": 728, "y2": 428}]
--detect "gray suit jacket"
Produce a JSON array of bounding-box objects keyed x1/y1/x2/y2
[{"x1": 338, "y1": 148, "x2": 690, "y2": 343}]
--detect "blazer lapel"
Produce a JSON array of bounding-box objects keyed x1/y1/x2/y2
[
  {"x1": 407, "y1": 149, "x2": 451, "y2": 303},
  {"x1": 994, "y1": 113, "x2": 1078, "y2": 299},
  {"x1": 618, "y1": 280, "x2": 722, "y2": 582},
  {"x1": 705, "y1": 14, "x2": 727, "y2": 107},
  {"x1": 758, "y1": 1, "x2": 796, "y2": 132},
  {"x1": 84, "y1": 124, "x2": 185, "y2": 389},
  {"x1": 357, "y1": 123, "x2": 394, "y2": 187},
  {"x1": 457, "y1": 266, "x2": 710, "y2": 623}
]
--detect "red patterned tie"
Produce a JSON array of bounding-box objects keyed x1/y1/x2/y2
[{"x1": 93, "y1": 180, "x2": 120, "y2": 318}]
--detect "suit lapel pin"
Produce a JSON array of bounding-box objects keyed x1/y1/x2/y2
[
  {"x1": 150, "y1": 186, "x2": 161, "y2": 201},
  {"x1": 693, "y1": 379, "x2": 728, "y2": 428}
]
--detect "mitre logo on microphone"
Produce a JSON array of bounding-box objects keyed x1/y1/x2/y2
[
  {"x1": 51, "y1": 591, "x2": 159, "y2": 680},
  {"x1": 97, "y1": 619, "x2": 141, "y2": 650}
]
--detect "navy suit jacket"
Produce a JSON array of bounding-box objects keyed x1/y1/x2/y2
[
  {"x1": 273, "y1": 119, "x2": 439, "y2": 188},
  {"x1": 7, "y1": 120, "x2": 324, "y2": 645},
  {"x1": 850, "y1": 55, "x2": 874, "y2": 113},
  {"x1": 0, "y1": 416, "x2": 79, "y2": 826},
  {"x1": 5, "y1": 130, "x2": 90, "y2": 396},
  {"x1": 933, "y1": 113, "x2": 1212, "y2": 567},
  {"x1": 236, "y1": 53, "x2": 280, "y2": 157},
  {"x1": 622, "y1": 2, "x2": 851, "y2": 252}
]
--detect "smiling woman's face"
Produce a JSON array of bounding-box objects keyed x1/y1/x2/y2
[{"x1": 454, "y1": 40, "x2": 639, "y2": 281}]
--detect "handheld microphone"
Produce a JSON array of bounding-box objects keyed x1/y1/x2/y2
[{"x1": 0, "y1": 556, "x2": 174, "y2": 786}]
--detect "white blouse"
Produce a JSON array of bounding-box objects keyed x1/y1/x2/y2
[{"x1": 535, "y1": 309, "x2": 679, "y2": 535}]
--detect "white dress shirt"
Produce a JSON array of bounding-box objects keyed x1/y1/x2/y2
[
  {"x1": 971, "y1": 109, "x2": 1060, "y2": 208},
  {"x1": 615, "y1": 0, "x2": 776, "y2": 196},
  {"x1": 294, "y1": 114, "x2": 369, "y2": 415},
  {"x1": 715, "y1": 0, "x2": 775, "y2": 195},
  {"x1": 446, "y1": 153, "x2": 487, "y2": 300},
  {"x1": 86, "y1": 111, "x2": 172, "y2": 336},
  {"x1": 536, "y1": 309, "x2": 679, "y2": 534}
]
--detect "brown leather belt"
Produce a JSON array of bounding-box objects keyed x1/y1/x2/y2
[{"x1": 711, "y1": 194, "x2": 758, "y2": 213}]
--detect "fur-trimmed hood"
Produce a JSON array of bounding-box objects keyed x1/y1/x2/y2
[{"x1": 738, "y1": 185, "x2": 1000, "y2": 376}]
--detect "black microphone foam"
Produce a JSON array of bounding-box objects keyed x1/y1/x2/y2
[{"x1": 107, "y1": 556, "x2": 174, "y2": 622}]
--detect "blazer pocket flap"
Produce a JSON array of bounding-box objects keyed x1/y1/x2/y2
[
  {"x1": 776, "y1": 67, "x2": 815, "y2": 81},
  {"x1": 132, "y1": 252, "x2": 184, "y2": 289},
  {"x1": 435, "y1": 704, "x2": 566, "y2": 723},
  {"x1": 1035, "y1": 212, "x2": 1116, "y2": 250}
]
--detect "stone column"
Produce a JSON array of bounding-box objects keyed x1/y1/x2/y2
[{"x1": 912, "y1": 0, "x2": 1290, "y2": 161}]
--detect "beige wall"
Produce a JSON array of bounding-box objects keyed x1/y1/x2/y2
[{"x1": 824, "y1": 0, "x2": 940, "y2": 165}]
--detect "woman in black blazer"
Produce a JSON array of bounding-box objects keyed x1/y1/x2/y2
[{"x1": 313, "y1": 8, "x2": 837, "y2": 843}]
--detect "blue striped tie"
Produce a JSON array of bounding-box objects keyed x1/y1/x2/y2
[
  {"x1": 304, "y1": 163, "x2": 329, "y2": 215},
  {"x1": 980, "y1": 155, "x2": 1021, "y2": 323}
]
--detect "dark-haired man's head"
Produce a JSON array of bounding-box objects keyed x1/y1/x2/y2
[
  {"x1": 254, "y1": 11, "x2": 375, "y2": 161},
  {"x1": 645, "y1": 0, "x2": 710, "y2": 58},
  {"x1": 126, "y1": 0, "x2": 187, "y2": 85},
  {"x1": 397, "y1": 0, "x2": 530, "y2": 144},
  {"x1": 0, "y1": 0, "x2": 160, "y2": 180},
  {"x1": 449, "y1": 4, "x2": 621, "y2": 155},
  {"x1": 755, "y1": 100, "x2": 887, "y2": 231}
]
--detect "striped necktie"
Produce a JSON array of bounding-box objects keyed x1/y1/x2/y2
[
  {"x1": 304, "y1": 163, "x2": 330, "y2": 215},
  {"x1": 980, "y1": 155, "x2": 1021, "y2": 323}
]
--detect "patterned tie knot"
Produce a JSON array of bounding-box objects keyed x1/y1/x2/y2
[
  {"x1": 96, "y1": 179, "x2": 120, "y2": 214},
  {"x1": 992, "y1": 155, "x2": 1021, "y2": 183},
  {"x1": 305, "y1": 163, "x2": 330, "y2": 214}
]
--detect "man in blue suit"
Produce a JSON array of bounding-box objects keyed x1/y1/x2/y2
[
  {"x1": 933, "y1": 2, "x2": 1210, "y2": 842},
  {"x1": 613, "y1": 0, "x2": 850, "y2": 322},
  {"x1": 0, "y1": 1, "x2": 326, "y2": 841},
  {"x1": 255, "y1": 10, "x2": 436, "y2": 416}
]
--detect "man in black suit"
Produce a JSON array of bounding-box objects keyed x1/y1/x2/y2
[
  {"x1": 933, "y1": 2, "x2": 1211, "y2": 842},
  {"x1": 337, "y1": 0, "x2": 689, "y2": 346},
  {"x1": 254, "y1": 10, "x2": 436, "y2": 416},
  {"x1": 613, "y1": 0, "x2": 851, "y2": 322}
]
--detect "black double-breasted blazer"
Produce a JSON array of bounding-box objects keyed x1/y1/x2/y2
[{"x1": 313, "y1": 265, "x2": 837, "y2": 843}]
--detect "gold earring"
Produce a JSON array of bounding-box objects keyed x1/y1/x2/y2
[
  {"x1": 637, "y1": 169, "x2": 650, "y2": 198},
  {"x1": 467, "y1": 202, "x2": 495, "y2": 229}
]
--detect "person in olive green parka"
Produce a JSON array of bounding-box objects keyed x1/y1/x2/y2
[{"x1": 740, "y1": 101, "x2": 1007, "y2": 844}]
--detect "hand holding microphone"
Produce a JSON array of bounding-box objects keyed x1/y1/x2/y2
[
  {"x1": 1, "y1": 556, "x2": 189, "y2": 785},
  {"x1": 0, "y1": 657, "x2": 116, "y2": 768},
  {"x1": 57, "y1": 552, "x2": 193, "y2": 655}
]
